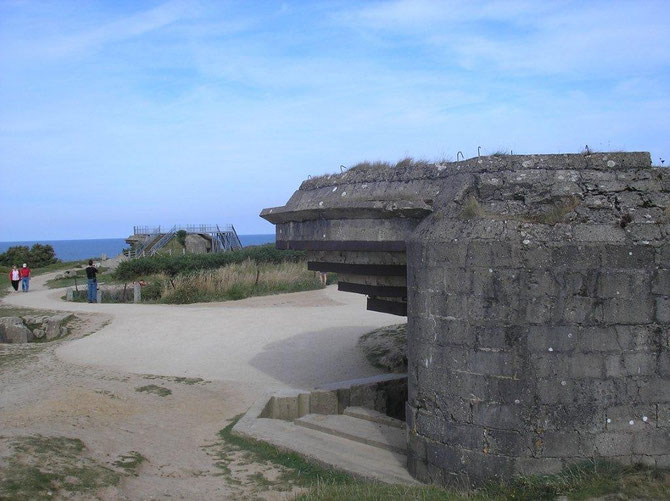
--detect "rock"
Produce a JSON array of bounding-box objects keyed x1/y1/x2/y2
[
  {"x1": 45, "y1": 314, "x2": 74, "y2": 341},
  {"x1": 0, "y1": 317, "x2": 33, "y2": 343},
  {"x1": 33, "y1": 328, "x2": 46, "y2": 339}
]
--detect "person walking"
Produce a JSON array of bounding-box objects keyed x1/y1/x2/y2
[
  {"x1": 8, "y1": 265, "x2": 20, "y2": 291},
  {"x1": 86, "y1": 259, "x2": 98, "y2": 303},
  {"x1": 20, "y1": 263, "x2": 30, "y2": 292}
]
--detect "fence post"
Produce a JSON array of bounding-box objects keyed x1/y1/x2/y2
[
  {"x1": 96, "y1": 289, "x2": 102, "y2": 303},
  {"x1": 66, "y1": 289, "x2": 73, "y2": 301},
  {"x1": 134, "y1": 283, "x2": 141, "y2": 303}
]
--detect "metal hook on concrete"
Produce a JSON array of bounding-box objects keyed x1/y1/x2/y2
[
  {"x1": 477, "y1": 146, "x2": 481, "y2": 157},
  {"x1": 457, "y1": 151, "x2": 464, "y2": 161},
  {"x1": 340, "y1": 165, "x2": 347, "y2": 173}
]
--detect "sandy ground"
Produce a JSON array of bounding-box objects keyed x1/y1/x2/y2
[{"x1": 0, "y1": 269, "x2": 398, "y2": 499}]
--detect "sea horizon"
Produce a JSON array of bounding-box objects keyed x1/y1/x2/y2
[{"x1": 0, "y1": 234, "x2": 276, "y2": 262}]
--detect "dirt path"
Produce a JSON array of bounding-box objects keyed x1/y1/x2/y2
[{"x1": 0, "y1": 271, "x2": 398, "y2": 499}]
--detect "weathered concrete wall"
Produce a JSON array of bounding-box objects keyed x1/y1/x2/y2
[{"x1": 262, "y1": 152, "x2": 670, "y2": 485}]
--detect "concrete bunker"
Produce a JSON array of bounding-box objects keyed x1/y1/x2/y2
[{"x1": 262, "y1": 152, "x2": 670, "y2": 485}]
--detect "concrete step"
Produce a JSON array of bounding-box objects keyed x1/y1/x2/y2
[
  {"x1": 295, "y1": 413, "x2": 406, "y2": 454},
  {"x1": 343, "y1": 406, "x2": 405, "y2": 429}
]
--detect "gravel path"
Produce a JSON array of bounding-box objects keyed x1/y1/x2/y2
[{"x1": 1, "y1": 269, "x2": 397, "y2": 499}]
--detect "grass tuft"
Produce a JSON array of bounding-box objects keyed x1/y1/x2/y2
[
  {"x1": 460, "y1": 196, "x2": 486, "y2": 219},
  {"x1": 533, "y1": 196, "x2": 581, "y2": 225},
  {"x1": 135, "y1": 385, "x2": 172, "y2": 397},
  {"x1": 113, "y1": 451, "x2": 147, "y2": 475}
]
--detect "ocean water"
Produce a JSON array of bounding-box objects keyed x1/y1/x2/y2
[{"x1": 0, "y1": 234, "x2": 276, "y2": 262}]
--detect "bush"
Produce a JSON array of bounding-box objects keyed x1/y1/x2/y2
[
  {"x1": 114, "y1": 244, "x2": 305, "y2": 281},
  {"x1": 175, "y1": 230, "x2": 187, "y2": 246},
  {"x1": 0, "y1": 244, "x2": 59, "y2": 268}
]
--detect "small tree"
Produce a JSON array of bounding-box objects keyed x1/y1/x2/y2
[
  {"x1": 0, "y1": 245, "x2": 30, "y2": 267},
  {"x1": 176, "y1": 230, "x2": 187, "y2": 246},
  {"x1": 0, "y1": 243, "x2": 58, "y2": 268},
  {"x1": 29, "y1": 243, "x2": 58, "y2": 267}
]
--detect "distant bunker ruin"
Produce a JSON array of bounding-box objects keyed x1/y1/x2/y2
[{"x1": 262, "y1": 152, "x2": 670, "y2": 484}]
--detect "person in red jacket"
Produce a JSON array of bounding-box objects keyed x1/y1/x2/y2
[
  {"x1": 8, "y1": 265, "x2": 20, "y2": 291},
  {"x1": 20, "y1": 263, "x2": 30, "y2": 292}
]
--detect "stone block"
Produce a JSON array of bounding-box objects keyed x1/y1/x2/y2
[
  {"x1": 524, "y1": 297, "x2": 554, "y2": 325},
  {"x1": 416, "y1": 410, "x2": 443, "y2": 443},
  {"x1": 577, "y1": 326, "x2": 621, "y2": 352},
  {"x1": 443, "y1": 423, "x2": 485, "y2": 451},
  {"x1": 598, "y1": 271, "x2": 652, "y2": 299},
  {"x1": 460, "y1": 450, "x2": 515, "y2": 483},
  {"x1": 309, "y1": 390, "x2": 338, "y2": 415},
  {"x1": 541, "y1": 431, "x2": 586, "y2": 457},
  {"x1": 637, "y1": 378, "x2": 670, "y2": 402},
  {"x1": 605, "y1": 353, "x2": 657, "y2": 378},
  {"x1": 569, "y1": 353, "x2": 604, "y2": 378},
  {"x1": 605, "y1": 405, "x2": 657, "y2": 431},
  {"x1": 600, "y1": 245, "x2": 656, "y2": 269},
  {"x1": 269, "y1": 395, "x2": 300, "y2": 420},
  {"x1": 632, "y1": 430, "x2": 670, "y2": 455},
  {"x1": 594, "y1": 433, "x2": 634, "y2": 456},
  {"x1": 660, "y1": 354, "x2": 670, "y2": 377},
  {"x1": 652, "y1": 269, "x2": 670, "y2": 295},
  {"x1": 540, "y1": 404, "x2": 604, "y2": 433},
  {"x1": 486, "y1": 428, "x2": 532, "y2": 456},
  {"x1": 602, "y1": 298, "x2": 654, "y2": 325},
  {"x1": 426, "y1": 441, "x2": 466, "y2": 475},
  {"x1": 658, "y1": 405, "x2": 670, "y2": 428},
  {"x1": 433, "y1": 315, "x2": 474, "y2": 347},
  {"x1": 552, "y1": 246, "x2": 601, "y2": 269},
  {"x1": 467, "y1": 350, "x2": 518, "y2": 378},
  {"x1": 656, "y1": 296, "x2": 670, "y2": 323},
  {"x1": 472, "y1": 403, "x2": 524, "y2": 431}
]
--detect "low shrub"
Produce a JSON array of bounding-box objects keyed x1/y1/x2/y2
[{"x1": 114, "y1": 244, "x2": 305, "y2": 281}]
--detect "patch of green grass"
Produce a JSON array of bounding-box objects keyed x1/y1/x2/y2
[
  {"x1": 113, "y1": 451, "x2": 147, "y2": 475},
  {"x1": 293, "y1": 460, "x2": 670, "y2": 501},
  {"x1": 0, "y1": 306, "x2": 54, "y2": 318},
  {"x1": 135, "y1": 384, "x2": 172, "y2": 397},
  {"x1": 173, "y1": 376, "x2": 205, "y2": 385},
  {"x1": 141, "y1": 374, "x2": 208, "y2": 385},
  {"x1": 46, "y1": 267, "x2": 115, "y2": 289},
  {"x1": 0, "y1": 435, "x2": 120, "y2": 500},
  {"x1": 31, "y1": 260, "x2": 88, "y2": 276},
  {"x1": 216, "y1": 415, "x2": 354, "y2": 487},
  {"x1": 294, "y1": 481, "x2": 473, "y2": 500},
  {"x1": 0, "y1": 351, "x2": 35, "y2": 368},
  {"x1": 216, "y1": 416, "x2": 670, "y2": 500},
  {"x1": 482, "y1": 460, "x2": 670, "y2": 500}
]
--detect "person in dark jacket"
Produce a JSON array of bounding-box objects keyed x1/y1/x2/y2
[{"x1": 86, "y1": 259, "x2": 98, "y2": 303}]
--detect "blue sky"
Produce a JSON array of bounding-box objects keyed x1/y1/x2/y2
[{"x1": 1, "y1": 0, "x2": 669, "y2": 240}]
